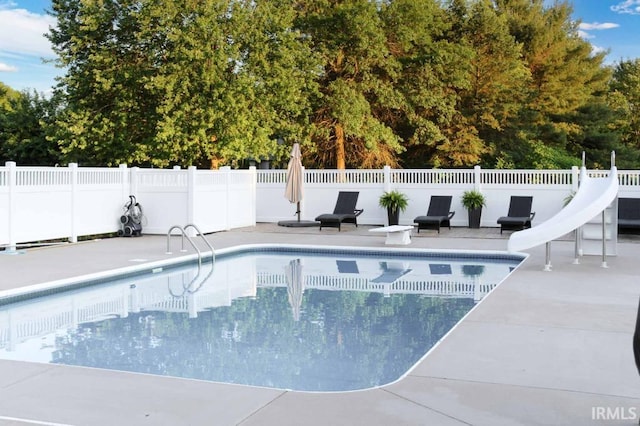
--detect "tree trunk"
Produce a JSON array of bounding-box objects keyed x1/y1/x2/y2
[{"x1": 335, "y1": 123, "x2": 346, "y2": 170}]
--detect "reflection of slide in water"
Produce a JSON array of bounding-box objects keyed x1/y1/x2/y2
[{"x1": 508, "y1": 164, "x2": 618, "y2": 253}]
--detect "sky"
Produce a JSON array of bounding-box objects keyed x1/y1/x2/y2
[{"x1": 0, "y1": 0, "x2": 639, "y2": 94}]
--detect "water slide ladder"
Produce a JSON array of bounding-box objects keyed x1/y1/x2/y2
[{"x1": 165, "y1": 223, "x2": 215, "y2": 295}]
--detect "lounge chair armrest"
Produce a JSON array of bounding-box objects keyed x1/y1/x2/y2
[
  {"x1": 530, "y1": 212, "x2": 536, "y2": 220},
  {"x1": 354, "y1": 209, "x2": 364, "y2": 217},
  {"x1": 448, "y1": 211, "x2": 455, "y2": 219}
]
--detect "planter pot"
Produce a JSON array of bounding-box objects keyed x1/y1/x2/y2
[
  {"x1": 387, "y1": 208, "x2": 400, "y2": 226},
  {"x1": 467, "y1": 208, "x2": 482, "y2": 228},
  {"x1": 462, "y1": 265, "x2": 485, "y2": 276}
]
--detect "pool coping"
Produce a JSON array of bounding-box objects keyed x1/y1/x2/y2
[{"x1": 0, "y1": 243, "x2": 526, "y2": 307}]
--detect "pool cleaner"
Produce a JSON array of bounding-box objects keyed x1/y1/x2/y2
[{"x1": 118, "y1": 195, "x2": 144, "y2": 237}]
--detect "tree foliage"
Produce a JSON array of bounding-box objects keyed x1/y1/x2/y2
[
  {"x1": 384, "y1": 0, "x2": 473, "y2": 168},
  {"x1": 47, "y1": 0, "x2": 320, "y2": 168},
  {"x1": 0, "y1": 89, "x2": 60, "y2": 165},
  {"x1": 0, "y1": 0, "x2": 637, "y2": 169},
  {"x1": 295, "y1": 0, "x2": 407, "y2": 169},
  {"x1": 488, "y1": 0, "x2": 612, "y2": 168},
  {"x1": 610, "y1": 59, "x2": 640, "y2": 152}
]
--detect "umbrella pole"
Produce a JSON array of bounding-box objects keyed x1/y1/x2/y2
[{"x1": 296, "y1": 201, "x2": 301, "y2": 222}]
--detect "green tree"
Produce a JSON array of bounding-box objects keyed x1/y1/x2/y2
[
  {"x1": 295, "y1": 0, "x2": 405, "y2": 169},
  {"x1": 610, "y1": 59, "x2": 640, "y2": 151},
  {"x1": 490, "y1": 0, "x2": 610, "y2": 168},
  {"x1": 0, "y1": 82, "x2": 21, "y2": 110},
  {"x1": 47, "y1": 0, "x2": 164, "y2": 166},
  {"x1": 47, "y1": 0, "x2": 319, "y2": 168},
  {"x1": 0, "y1": 90, "x2": 60, "y2": 165},
  {"x1": 440, "y1": 0, "x2": 530, "y2": 167},
  {"x1": 565, "y1": 101, "x2": 634, "y2": 169},
  {"x1": 384, "y1": 0, "x2": 473, "y2": 168}
]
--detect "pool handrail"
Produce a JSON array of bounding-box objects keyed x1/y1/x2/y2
[{"x1": 166, "y1": 224, "x2": 215, "y2": 296}]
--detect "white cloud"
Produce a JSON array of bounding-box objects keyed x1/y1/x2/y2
[
  {"x1": 578, "y1": 30, "x2": 594, "y2": 39},
  {"x1": 0, "y1": 62, "x2": 18, "y2": 72},
  {"x1": 579, "y1": 22, "x2": 620, "y2": 31},
  {"x1": 611, "y1": 0, "x2": 640, "y2": 14},
  {"x1": 578, "y1": 22, "x2": 619, "y2": 43},
  {"x1": 0, "y1": 0, "x2": 18, "y2": 8},
  {"x1": 0, "y1": 6, "x2": 56, "y2": 58}
]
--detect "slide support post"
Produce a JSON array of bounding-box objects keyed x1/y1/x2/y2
[
  {"x1": 573, "y1": 228, "x2": 580, "y2": 264},
  {"x1": 601, "y1": 210, "x2": 608, "y2": 268},
  {"x1": 544, "y1": 242, "x2": 552, "y2": 271}
]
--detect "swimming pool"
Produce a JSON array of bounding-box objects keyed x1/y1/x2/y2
[{"x1": 0, "y1": 245, "x2": 524, "y2": 392}]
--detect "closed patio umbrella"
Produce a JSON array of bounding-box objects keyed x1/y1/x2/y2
[
  {"x1": 285, "y1": 143, "x2": 303, "y2": 221},
  {"x1": 278, "y1": 143, "x2": 318, "y2": 227},
  {"x1": 285, "y1": 258, "x2": 305, "y2": 321}
]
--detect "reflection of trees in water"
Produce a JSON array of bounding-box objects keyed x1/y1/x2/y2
[{"x1": 52, "y1": 288, "x2": 474, "y2": 391}]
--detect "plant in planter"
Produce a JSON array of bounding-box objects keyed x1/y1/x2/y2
[
  {"x1": 461, "y1": 190, "x2": 486, "y2": 228},
  {"x1": 563, "y1": 191, "x2": 576, "y2": 207},
  {"x1": 379, "y1": 190, "x2": 409, "y2": 226},
  {"x1": 462, "y1": 264, "x2": 485, "y2": 277}
]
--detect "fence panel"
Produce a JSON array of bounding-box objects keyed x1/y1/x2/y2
[
  {"x1": 133, "y1": 168, "x2": 189, "y2": 235},
  {"x1": 618, "y1": 170, "x2": 640, "y2": 198},
  {"x1": 226, "y1": 168, "x2": 256, "y2": 229},
  {"x1": 479, "y1": 169, "x2": 575, "y2": 228},
  {"x1": 75, "y1": 166, "x2": 130, "y2": 236},
  {"x1": 0, "y1": 166, "x2": 8, "y2": 245},
  {"x1": 6, "y1": 166, "x2": 73, "y2": 244}
]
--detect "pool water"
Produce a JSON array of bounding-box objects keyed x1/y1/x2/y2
[{"x1": 0, "y1": 247, "x2": 523, "y2": 391}]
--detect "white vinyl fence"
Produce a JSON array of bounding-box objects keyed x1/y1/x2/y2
[
  {"x1": 2, "y1": 161, "x2": 640, "y2": 250},
  {"x1": 258, "y1": 166, "x2": 640, "y2": 227},
  {"x1": 0, "y1": 162, "x2": 256, "y2": 249}
]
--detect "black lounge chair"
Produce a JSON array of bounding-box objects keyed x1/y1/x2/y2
[
  {"x1": 315, "y1": 191, "x2": 364, "y2": 231},
  {"x1": 413, "y1": 195, "x2": 455, "y2": 233},
  {"x1": 618, "y1": 198, "x2": 640, "y2": 232},
  {"x1": 497, "y1": 196, "x2": 535, "y2": 234},
  {"x1": 336, "y1": 260, "x2": 359, "y2": 273}
]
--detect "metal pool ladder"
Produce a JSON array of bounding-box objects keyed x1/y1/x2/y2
[{"x1": 166, "y1": 223, "x2": 215, "y2": 294}]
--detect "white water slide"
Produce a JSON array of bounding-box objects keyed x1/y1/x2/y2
[{"x1": 507, "y1": 158, "x2": 619, "y2": 253}]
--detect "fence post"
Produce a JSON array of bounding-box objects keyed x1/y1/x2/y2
[
  {"x1": 249, "y1": 166, "x2": 257, "y2": 226},
  {"x1": 219, "y1": 166, "x2": 231, "y2": 230},
  {"x1": 69, "y1": 163, "x2": 78, "y2": 243},
  {"x1": 6, "y1": 161, "x2": 16, "y2": 252},
  {"x1": 119, "y1": 164, "x2": 128, "y2": 202},
  {"x1": 383, "y1": 165, "x2": 391, "y2": 193},
  {"x1": 474, "y1": 165, "x2": 482, "y2": 191},
  {"x1": 130, "y1": 166, "x2": 139, "y2": 198},
  {"x1": 571, "y1": 166, "x2": 579, "y2": 193},
  {"x1": 187, "y1": 166, "x2": 196, "y2": 234}
]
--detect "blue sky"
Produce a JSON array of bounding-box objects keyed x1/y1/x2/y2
[{"x1": 0, "y1": 0, "x2": 639, "y2": 94}]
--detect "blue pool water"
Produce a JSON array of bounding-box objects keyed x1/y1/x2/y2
[{"x1": 0, "y1": 246, "x2": 523, "y2": 391}]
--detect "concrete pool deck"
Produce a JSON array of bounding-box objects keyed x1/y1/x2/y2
[{"x1": 0, "y1": 224, "x2": 639, "y2": 425}]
